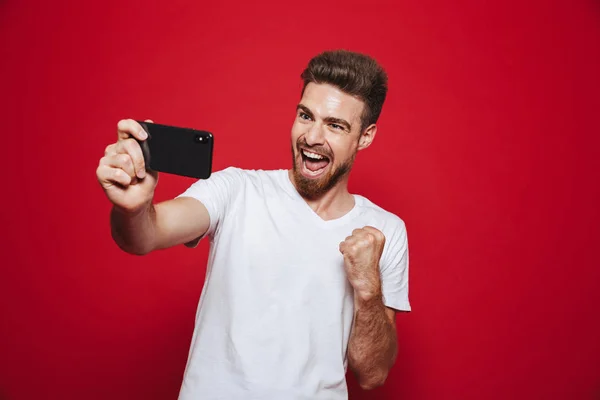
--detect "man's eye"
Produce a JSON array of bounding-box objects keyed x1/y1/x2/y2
[
  {"x1": 330, "y1": 123, "x2": 343, "y2": 130},
  {"x1": 299, "y1": 112, "x2": 311, "y2": 120}
]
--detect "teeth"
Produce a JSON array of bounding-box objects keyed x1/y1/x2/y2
[{"x1": 302, "y1": 150, "x2": 325, "y2": 160}]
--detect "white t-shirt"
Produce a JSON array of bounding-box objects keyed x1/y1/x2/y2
[{"x1": 176, "y1": 167, "x2": 410, "y2": 400}]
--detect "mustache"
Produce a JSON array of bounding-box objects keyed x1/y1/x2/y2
[{"x1": 296, "y1": 139, "x2": 332, "y2": 159}]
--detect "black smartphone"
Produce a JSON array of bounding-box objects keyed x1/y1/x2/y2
[{"x1": 136, "y1": 121, "x2": 213, "y2": 179}]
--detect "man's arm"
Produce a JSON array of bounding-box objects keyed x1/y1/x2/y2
[
  {"x1": 347, "y1": 291, "x2": 398, "y2": 389},
  {"x1": 98, "y1": 119, "x2": 211, "y2": 256},
  {"x1": 339, "y1": 226, "x2": 400, "y2": 389},
  {"x1": 111, "y1": 197, "x2": 210, "y2": 255}
]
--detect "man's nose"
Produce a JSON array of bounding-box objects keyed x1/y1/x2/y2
[{"x1": 304, "y1": 122, "x2": 325, "y2": 146}]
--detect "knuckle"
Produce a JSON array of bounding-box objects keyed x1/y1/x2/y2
[
  {"x1": 118, "y1": 153, "x2": 131, "y2": 166},
  {"x1": 122, "y1": 138, "x2": 139, "y2": 154},
  {"x1": 119, "y1": 118, "x2": 134, "y2": 127},
  {"x1": 117, "y1": 119, "x2": 141, "y2": 140},
  {"x1": 117, "y1": 119, "x2": 132, "y2": 134},
  {"x1": 364, "y1": 226, "x2": 385, "y2": 243},
  {"x1": 134, "y1": 156, "x2": 145, "y2": 167},
  {"x1": 127, "y1": 119, "x2": 141, "y2": 131},
  {"x1": 114, "y1": 141, "x2": 125, "y2": 154},
  {"x1": 128, "y1": 137, "x2": 141, "y2": 149},
  {"x1": 104, "y1": 144, "x2": 115, "y2": 156},
  {"x1": 115, "y1": 169, "x2": 131, "y2": 185}
]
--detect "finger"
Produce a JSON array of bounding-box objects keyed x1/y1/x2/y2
[
  {"x1": 116, "y1": 138, "x2": 146, "y2": 179},
  {"x1": 97, "y1": 165, "x2": 132, "y2": 187},
  {"x1": 363, "y1": 226, "x2": 385, "y2": 242},
  {"x1": 100, "y1": 154, "x2": 136, "y2": 179},
  {"x1": 104, "y1": 143, "x2": 117, "y2": 156},
  {"x1": 362, "y1": 226, "x2": 381, "y2": 236},
  {"x1": 352, "y1": 228, "x2": 363, "y2": 236},
  {"x1": 339, "y1": 237, "x2": 353, "y2": 254},
  {"x1": 117, "y1": 119, "x2": 148, "y2": 141},
  {"x1": 144, "y1": 119, "x2": 154, "y2": 123}
]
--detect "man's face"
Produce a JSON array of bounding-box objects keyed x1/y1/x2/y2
[{"x1": 290, "y1": 83, "x2": 369, "y2": 199}]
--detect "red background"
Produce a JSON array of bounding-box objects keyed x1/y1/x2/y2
[{"x1": 1, "y1": 1, "x2": 599, "y2": 399}]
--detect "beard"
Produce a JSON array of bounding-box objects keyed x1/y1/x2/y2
[{"x1": 290, "y1": 139, "x2": 356, "y2": 200}]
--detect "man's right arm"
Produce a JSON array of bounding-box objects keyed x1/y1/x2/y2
[
  {"x1": 110, "y1": 197, "x2": 210, "y2": 255},
  {"x1": 97, "y1": 119, "x2": 209, "y2": 255}
]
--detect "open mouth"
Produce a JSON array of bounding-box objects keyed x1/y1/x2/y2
[{"x1": 300, "y1": 148, "x2": 330, "y2": 177}]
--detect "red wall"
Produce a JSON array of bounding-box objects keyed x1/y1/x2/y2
[{"x1": 1, "y1": 1, "x2": 599, "y2": 399}]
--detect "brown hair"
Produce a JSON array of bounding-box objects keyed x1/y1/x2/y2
[{"x1": 300, "y1": 49, "x2": 388, "y2": 132}]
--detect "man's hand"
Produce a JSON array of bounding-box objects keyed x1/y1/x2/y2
[
  {"x1": 96, "y1": 119, "x2": 158, "y2": 214},
  {"x1": 339, "y1": 226, "x2": 386, "y2": 301}
]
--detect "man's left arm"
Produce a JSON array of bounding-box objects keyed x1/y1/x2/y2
[{"x1": 339, "y1": 226, "x2": 401, "y2": 390}]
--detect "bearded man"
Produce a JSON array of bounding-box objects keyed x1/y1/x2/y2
[{"x1": 96, "y1": 49, "x2": 410, "y2": 400}]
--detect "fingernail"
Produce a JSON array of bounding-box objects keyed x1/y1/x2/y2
[
  {"x1": 139, "y1": 129, "x2": 147, "y2": 139},
  {"x1": 137, "y1": 169, "x2": 146, "y2": 179}
]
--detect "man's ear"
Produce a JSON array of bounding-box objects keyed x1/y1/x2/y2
[{"x1": 358, "y1": 124, "x2": 377, "y2": 151}]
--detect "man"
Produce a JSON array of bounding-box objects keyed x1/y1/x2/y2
[{"x1": 96, "y1": 50, "x2": 410, "y2": 399}]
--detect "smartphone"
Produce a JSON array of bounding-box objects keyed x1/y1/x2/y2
[{"x1": 136, "y1": 121, "x2": 213, "y2": 179}]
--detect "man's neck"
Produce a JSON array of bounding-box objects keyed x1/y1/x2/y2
[{"x1": 288, "y1": 170, "x2": 355, "y2": 221}]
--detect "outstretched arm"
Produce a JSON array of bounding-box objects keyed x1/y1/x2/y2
[{"x1": 98, "y1": 119, "x2": 212, "y2": 255}]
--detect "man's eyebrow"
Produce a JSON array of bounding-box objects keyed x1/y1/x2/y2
[
  {"x1": 323, "y1": 116, "x2": 351, "y2": 131},
  {"x1": 296, "y1": 104, "x2": 314, "y2": 118},
  {"x1": 296, "y1": 104, "x2": 352, "y2": 131}
]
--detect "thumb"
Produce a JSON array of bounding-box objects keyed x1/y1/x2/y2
[{"x1": 139, "y1": 168, "x2": 159, "y2": 186}]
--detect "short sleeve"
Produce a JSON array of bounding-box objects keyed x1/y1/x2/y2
[
  {"x1": 380, "y1": 219, "x2": 411, "y2": 312},
  {"x1": 176, "y1": 167, "x2": 244, "y2": 246}
]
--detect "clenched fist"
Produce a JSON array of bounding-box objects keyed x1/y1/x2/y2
[
  {"x1": 339, "y1": 226, "x2": 386, "y2": 300},
  {"x1": 96, "y1": 119, "x2": 158, "y2": 214}
]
